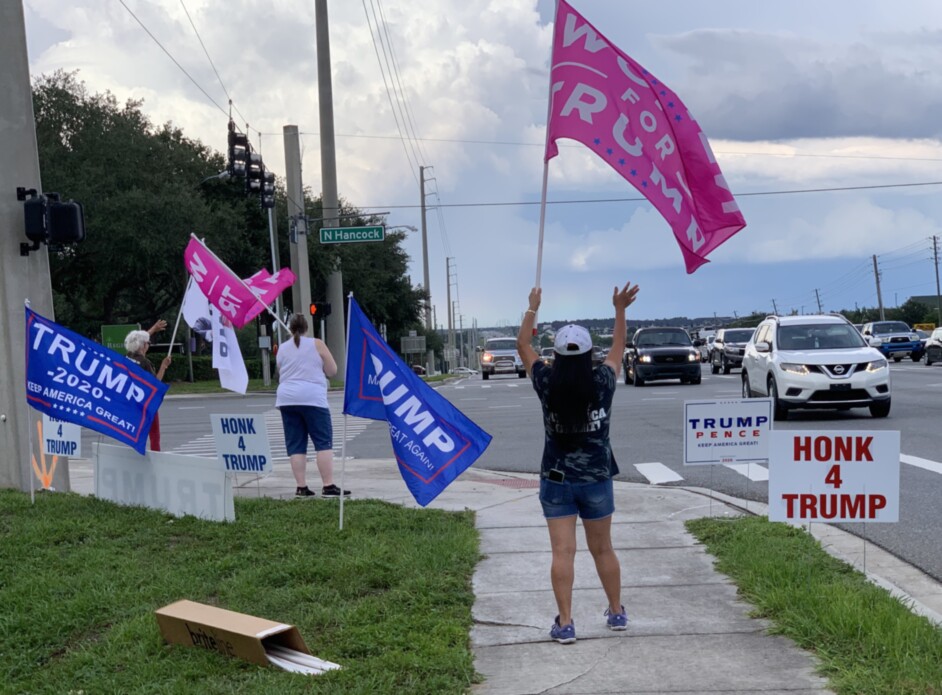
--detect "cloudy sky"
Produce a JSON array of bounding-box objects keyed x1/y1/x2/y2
[{"x1": 23, "y1": 0, "x2": 942, "y2": 329}]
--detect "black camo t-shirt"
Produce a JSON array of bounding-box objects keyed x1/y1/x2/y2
[{"x1": 530, "y1": 360, "x2": 619, "y2": 482}]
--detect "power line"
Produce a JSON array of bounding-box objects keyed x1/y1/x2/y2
[
  {"x1": 358, "y1": 180, "x2": 942, "y2": 212},
  {"x1": 117, "y1": 0, "x2": 228, "y2": 118},
  {"x1": 178, "y1": 0, "x2": 251, "y2": 128}
]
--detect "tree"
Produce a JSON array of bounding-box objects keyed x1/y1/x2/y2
[{"x1": 33, "y1": 71, "x2": 270, "y2": 337}]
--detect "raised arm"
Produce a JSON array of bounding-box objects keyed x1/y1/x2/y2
[
  {"x1": 516, "y1": 287, "x2": 542, "y2": 375},
  {"x1": 603, "y1": 282, "x2": 640, "y2": 376},
  {"x1": 316, "y1": 338, "x2": 338, "y2": 379}
]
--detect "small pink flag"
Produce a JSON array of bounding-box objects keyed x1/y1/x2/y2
[
  {"x1": 243, "y1": 268, "x2": 297, "y2": 323},
  {"x1": 547, "y1": 0, "x2": 746, "y2": 273}
]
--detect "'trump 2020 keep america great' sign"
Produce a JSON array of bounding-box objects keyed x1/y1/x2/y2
[{"x1": 25, "y1": 308, "x2": 167, "y2": 455}]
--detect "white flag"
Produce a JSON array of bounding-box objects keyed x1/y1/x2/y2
[{"x1": 181, "y1": 281, "x2": 248, "y2": 394}]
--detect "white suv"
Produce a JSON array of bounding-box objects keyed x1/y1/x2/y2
[{"x1": 741, "y1": 314, "x2": 890, "y2": 420}]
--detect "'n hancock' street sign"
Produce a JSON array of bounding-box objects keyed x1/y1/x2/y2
[{"x1": 319, "y1": 226, "x2": 385, "y2": 244}]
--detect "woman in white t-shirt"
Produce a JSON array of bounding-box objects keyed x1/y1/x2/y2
[{"x1": 276, "y1": 314, "x2": 350, "y2": 498}]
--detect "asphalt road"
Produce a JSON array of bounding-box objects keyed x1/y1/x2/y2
[{"x1": 77, "y1": 360, "x2": 942, "y2": 582}]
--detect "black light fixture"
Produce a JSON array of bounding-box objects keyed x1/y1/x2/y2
[
  {"x1": 261, "y1": 169, "x2": 275, "y2": 209},
  {"x1": 227, "y1": 120, "x2": 249, "y2": 178}
]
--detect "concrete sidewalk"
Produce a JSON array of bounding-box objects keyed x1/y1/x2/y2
[{"x1": 67, "y1": 457, "x2": 942, "y2": 694}]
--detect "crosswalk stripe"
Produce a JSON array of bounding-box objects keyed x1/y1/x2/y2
[
  {"x1": 722, "y1": 463, "x2": 769, "y2": 481},
  {"x1": 900, "y1": 454, "x2": 942, "y2": 475},
  {"x1": 634, "y1": 462, "x2": 684, "y2": 485},
  {"x1": 171, "y1": 408, "x2": 371, "y2": 460}
]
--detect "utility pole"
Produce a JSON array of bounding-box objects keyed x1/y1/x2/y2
[
  {"x1": 933, "y1": 236, "x2": 942, "y2": 325},
  {"x1": 873, "y1": 254, "x2": 885, "y2": 321},
  {"x1": 420, "y1": 166, "x2": 433, "y2": 374},
  {"x1": 283, "y1": 126, "x2": 311, "y2": 320},
  {"x1": 772, "y1": 299, "x2": 779, "y2": 315},
  {"x1": 315, "y1": 0, "x2": 346, "y2": 374},
  {"x1": 814, "y1": 289, "x2": 823, "y2": 313},
  {"x1": 0, "y1": 2, "x2": 66, "y2": 492}
]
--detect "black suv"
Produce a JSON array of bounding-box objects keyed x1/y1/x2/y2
[
  {"x1": 710, "y1": 327, "x2": 755, "y2": 374},
  {"x1": 622, "y1": 327, "x2": 702, "y2": 386}
]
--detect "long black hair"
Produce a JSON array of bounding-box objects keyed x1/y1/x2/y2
[{"x1": 546, "y1": 350, "x2": 595, "y2": 447}]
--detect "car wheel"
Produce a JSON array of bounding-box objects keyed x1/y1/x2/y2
[
  {"x1": 912, "y1": 353, "x2": 923, "y2": 363},
  {"x1": 710, "y1": 359, "x2": 719, "y2": 374},
  {"x1": 623, "y1": 366, "x2": 630, "y2": 385},
  {"x1": 690, "y1": 374, "x2": 702, "y2": 385},
  {"x1": 741, "y1": 373, "x2": 752, "y2": 398},
  {"x1": 722, "y1": 356, "x2": 731, "y2": 375},
  {"x1": 482, "y1": 372, "x2": 489, "y2": 380},
  {"x1": 518, "y1": 370, "x2": 526, "y2": 379},
  {"x1": 927, "y1": 355, "x2": 935, "y2": 366},
  {"x1": 870, "y1": 399, "x2": 891, "y2": 418},
  {"x1": 632, "y1": 367, "x2": 645, "y2": 387},
  {"x1": 768, "y1": 377, "x2": 788, "y2": 421},
  {"x1": 893, "y1": 356, "x2": 902, "y2": 362}
]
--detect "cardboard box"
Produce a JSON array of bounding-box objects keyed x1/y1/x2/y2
[{"x1": 155, "y1": 599, "x2": 312, "y2": 667}]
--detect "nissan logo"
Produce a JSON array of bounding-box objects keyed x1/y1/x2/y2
[{"x1": 833, "y1": 365, "x2": 845, "y2": 374}]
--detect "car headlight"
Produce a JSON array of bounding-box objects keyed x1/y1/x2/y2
[
  {"x1": 779, "y1": 362, "x2": 810, "y2": 375},
  {"x1": 910, "y1": 334, "x2": 919, "y2": 341},
  {"x1": 639, "y1": 355, "x2": 652, "y2": 363},
  {"x1": 687, "y1": 352, "x2": 699, "y2": 362},
  {"x1": 866, "y1": 359, "x2": 887, "y2": 372},
  {"x1": 870, "y1": 338, "x2": 883, "y2": 346},
  {"x1": 482, "y1": 353, "x2": 493, "y2": 363}
]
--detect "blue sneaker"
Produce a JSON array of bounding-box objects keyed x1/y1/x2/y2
[
  {"x1": 604, "y1": 605, "x2": 628, "y2": 631},
  {"x1": 550, "y1": 616, "x2": 576, "y2": 644}
]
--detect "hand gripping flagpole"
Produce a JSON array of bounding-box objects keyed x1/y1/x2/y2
[
  {"x1": 188, "y1": 234, "x2": 291, "y2": 334},
  {"x1": 338, "y1": 292, "x2": 354, "y2": 531}
]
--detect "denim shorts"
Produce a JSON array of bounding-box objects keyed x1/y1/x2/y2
[
  {"x1": 279, "y1": 405, "x2": 332, "y2": 455},
  {"x1": 539, "y1": 478, "x2": 615, "y2": 520}
]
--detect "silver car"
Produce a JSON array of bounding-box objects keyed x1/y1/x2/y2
[{"x1": 480, "y1": 338, "x2": 525, "y2": 380}]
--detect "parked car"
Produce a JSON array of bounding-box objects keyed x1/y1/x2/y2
[
  {"x1": 741, "y1": 314, "x2": 890, "y2": 420},
  {"x1": 449, "y1": 367, "x2": 478, "y2": 376},
  {"x1": 710, "y1": 327, "x2": 755, "y2": 374},
  {"x1": 623, "y1": 327, "x2": 702, "y2": 386},
  {"x1": 924, "y1": 328, "x2": 942, "y2": 366},
  {"x1": 480, "y1": 337, "x2": 526, "y2": 380},
  {"x1": 860, "y1": 320, "x2": 924, "y2": 362},
  {"x1": 411, "y1": 364, "x2": 427, "y2": 376}
]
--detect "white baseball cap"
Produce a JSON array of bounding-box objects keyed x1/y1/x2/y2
[{"x1": 554, "y1": 324, "x2": 592, "y2": 355}]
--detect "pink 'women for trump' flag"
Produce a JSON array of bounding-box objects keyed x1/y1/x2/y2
[{"x1": 546, "y1": 0, "x2": 746, "y2": 273}]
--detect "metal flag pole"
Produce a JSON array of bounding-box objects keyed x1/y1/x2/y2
[
  {"x1": 167, "y1": 276, "x2": 193, "y2": 357},
  {"x1": 338, "y1": 291, "x2": 354, "y2": 531},
  {"x1": 24, "y1": 299, "x2": 36, "y2": 504}
]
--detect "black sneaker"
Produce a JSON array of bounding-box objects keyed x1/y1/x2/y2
[
  {"x1": 295, "y1": 486, "x2": 316, "y2": 498},
  {"x1": 321, "y1": 484, "x2": 351, "y2": 497}
]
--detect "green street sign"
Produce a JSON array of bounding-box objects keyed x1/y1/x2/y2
[
  {"x1": 101, "y1": 323, "x2": 140, "y2": 352},
  {"x1": 319, "y1": 226, "x2": 385, "y2": 244}
]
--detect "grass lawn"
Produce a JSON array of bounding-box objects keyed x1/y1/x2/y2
[
  {"x1": 0, "y1": 490, "x2": 480, "y2": 694},
  {"x1": 687, "y1": 516, "x2": 942, "y2": 695}
]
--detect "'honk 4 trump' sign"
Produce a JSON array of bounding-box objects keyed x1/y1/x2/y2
[
  {"x1": 343, "y1": 297, "x2": 492, "y2": 506},
  {"x1": 26, "y1": 308, "x2": 167, "y2": 455}
]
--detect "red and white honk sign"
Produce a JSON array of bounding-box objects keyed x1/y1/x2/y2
[{"x1": 768, "y1": 430, "x2": 900, "y2": 523}]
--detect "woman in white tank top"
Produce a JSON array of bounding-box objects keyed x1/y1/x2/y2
[{"x1": 275, "y1": 314, "x2": 349, "y2": 498}]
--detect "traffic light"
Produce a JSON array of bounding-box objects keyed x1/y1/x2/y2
[
  {"x1": 261, "y1": 169, "x2": 275, "y2": 209},
  {"x1": 18, "y1": 188, "x2": 86, "y2": 256},
  {"x1": 227, "y1": 121, "x2": 248, "y2": 177},
  {"x1": 310, "y1": 302, "x2": 331, "y2": 317},
  {"x1": 245, "y1": 152, "x2": 263, "y2": 193}
]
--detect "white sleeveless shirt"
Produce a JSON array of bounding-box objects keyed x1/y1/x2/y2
[{"x1": 275, "y1": 336, "x2": 329, "y2": 408}]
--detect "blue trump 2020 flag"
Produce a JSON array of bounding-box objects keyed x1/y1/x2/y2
[
  {"x1": 343, "y1": 297, "x2": 492, "y2": 507},
  {"x1": 25, "y1": 307, "x2": 168, "y2": 455}
]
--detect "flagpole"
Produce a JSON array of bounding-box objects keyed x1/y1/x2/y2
[
  {"x1": 188, "y1": 234, "x2": 291, "y2": 333},
  {"x1": 534, "y1": 0, "x2": 561, "y2": 334},
  {"x1": 167, "y1": 276, "x2": 192, "y2": 357},
  {"x1": 338, "y1": 291, "x2": 353, "y2": 531}
]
